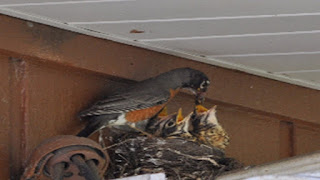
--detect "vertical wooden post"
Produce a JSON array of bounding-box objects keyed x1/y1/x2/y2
[
  {"x1": 8, "y1": 57, "x2": 28, "y2": 179},
  {"x1": 279, "y1": 121, "x2": 294, "y2": 159}
]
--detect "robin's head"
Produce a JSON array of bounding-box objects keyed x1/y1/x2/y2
[
  {"x1": 180, "y1": 68, "x2": 210, "y2": 104},
  {"x1": 154, "y1": 68, "x2": 210, "y2": 103}
]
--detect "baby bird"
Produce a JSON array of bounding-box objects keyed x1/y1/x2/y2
[
  {"x1": 146, "y1": 105, "x2": 230, "y2": 151},
  {"x1": 146, "y1": 108, "x2": 189, "y2": 138},
  {"x1": 192, "y1": 105, "x2": 230, "y2": 150}
]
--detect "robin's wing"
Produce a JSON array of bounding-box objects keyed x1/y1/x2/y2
[{"x1": 79, "y1": 91, "x2": 170, "y2": 117}]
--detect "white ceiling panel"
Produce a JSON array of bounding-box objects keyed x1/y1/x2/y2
[
  {"x1": 0, "y1": 0, "x2": 122, "y2": 6},
  {"x1": 147, "y1": 33, "x2": 320, "y2": 56},
  {"x1": 0, "y1": 0, "x2": 65, "y2": 5},
  {"x1": 1, "y1": 0, "x2": 320, "y2": 90},
  {"x1": 283, "y1": 71, "x2": 320, "y2": 83},
  {"x1": 215, "y1": 54, "x2": 320, "y2": 73},
  {"x1": 75, "y1": 15, "x2": 320, "y2": 40},
  {"x1": 7, "y1": 0, "x2": 320, "y2": 22}
]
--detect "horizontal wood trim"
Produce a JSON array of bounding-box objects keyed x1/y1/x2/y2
[{"x1": 1, "y1": 14, "x2": 320, "y2": 127}]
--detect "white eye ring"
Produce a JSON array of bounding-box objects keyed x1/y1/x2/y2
[{"x1": 200, "y1": 80, "x2": 209, "y2": 89}]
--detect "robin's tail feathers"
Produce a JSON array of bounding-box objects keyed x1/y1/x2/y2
[
  {"x1": 77, "y1": 122, "x2": 101, "y2": 137},
  {"x1": 77, "y1": 114, "x2": 120, "y2": 137}
]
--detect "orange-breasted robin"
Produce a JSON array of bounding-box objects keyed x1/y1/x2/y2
[{"x1": 77, "y1": 68, "x2": 210, "y2": 137}]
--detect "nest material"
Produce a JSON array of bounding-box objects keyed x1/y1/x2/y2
[{"x1": 104, "y1": 129, "x2": 242, "y2": 180}]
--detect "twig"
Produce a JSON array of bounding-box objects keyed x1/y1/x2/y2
[
  {"x1": 103, "y1": 138, "x2": 134, "y2": 150},
  {"x1": 165, "y1": 148, "x2": 219, "y2": 166}
]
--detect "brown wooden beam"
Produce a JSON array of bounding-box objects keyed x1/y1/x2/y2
[
  {"x1": 0, "y1": 56, "x2": 11, "y2": 179},
  {"x1": 1, "y1": 14, "x2": 319, "y2": 125},
  {"x1": 8, "y1": 57, "x2": 28, "y2": 179},
  {"x1": 1, "y1": 14, "x2": 320, "y2": 177}
]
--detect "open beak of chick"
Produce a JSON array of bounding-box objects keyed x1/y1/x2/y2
[
  {"x1": 192, "y1": 105, "x2": 209, "y2": 130},
  {"x1": 153, "y1": 105, "x2": 218, "y2": 138},
  {"x1": 173, "y1": 109, "x2": 193, "y2": 136},
  {"x1": 194, "y1": 105, "x2": 218, "y2": 128}
]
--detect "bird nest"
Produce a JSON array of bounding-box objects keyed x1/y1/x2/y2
[{"x1": 104, "y1": 105, "x2": 243, "y2": 179}]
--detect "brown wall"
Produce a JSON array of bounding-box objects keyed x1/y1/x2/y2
[
  {"x1": 0, "y1": 56, "x2": 10, "y2": 179},
  {"x1": 1, "y1": 14, "x2": 320, "y2": 179}
]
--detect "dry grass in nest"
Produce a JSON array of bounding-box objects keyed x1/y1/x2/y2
[{"x1": 104, "y1": 129, "x2": 242, "y2": 180}]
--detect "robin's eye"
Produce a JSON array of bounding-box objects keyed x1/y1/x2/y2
[{"x1": 200, "y1": 80, "x2": 209, "y2": 89}]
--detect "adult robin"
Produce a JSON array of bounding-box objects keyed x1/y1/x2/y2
[{"x1": 77, "y1": 67, "x2": 210, "y2": 137}]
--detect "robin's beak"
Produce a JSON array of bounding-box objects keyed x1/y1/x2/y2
[{"x1": 196, "y1": 91, "x2": 206, "y2": 105}]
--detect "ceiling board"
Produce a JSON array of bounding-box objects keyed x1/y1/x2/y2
[
  {"x1": 282, "y1": 71, "x2": 320, "y2": 83},
  {"x1": 75, "y1": 15, "x2": 320, "y2": 40},
  {"x1": 0, "y1": 0, "x2": 127, "y2": 6},
  {"x1": 218, "y1": 55, "x2": 320, "y2": 73},
  {"x1": 0, "y1": 0, "x2": 65, "y2": 4},
  {"x1": 8, "y1": 0, "x2": 320, "y2": 22},
  {"x1": 148, "y1": 33, "x2": 320, "y2": 55}
]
